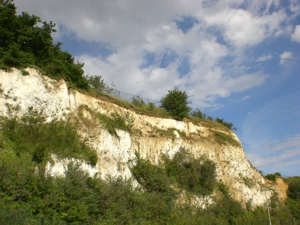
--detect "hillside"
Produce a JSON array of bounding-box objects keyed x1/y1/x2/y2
[
  {"x1": 0, "y1": 1, "x2": 298, "y2": 223},
  {"x1": 0, "y1": 68, "x2": 297, "y2": 224},
  {"x1": 0, "y1": 68, "x2": 272, "y2": 202}
]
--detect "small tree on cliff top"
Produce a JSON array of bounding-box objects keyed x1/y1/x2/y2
[{"x1": 160, "y1": 87, "x2": 191, "y2": 120}]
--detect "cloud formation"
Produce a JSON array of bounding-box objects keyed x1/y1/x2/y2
[
  {"x1": 280, "y1": 51, "x2": 293, "y2": 65},
  {"x1": 13, "y1": 0, "x2": 300, "y2": 176},
  {"x1": 14, "y1": 0, "x2": 294, "y2": 108},
  {"x1": 247, "y1": 133, "x2": 300, "y2": 169},
  {"x1": 291, "y1": 25, "x2": 300, "y2": 42},
  {"x1": 257, "y1": 54, "x2": 272, "y2": 62}
]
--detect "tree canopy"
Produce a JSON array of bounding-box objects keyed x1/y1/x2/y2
[
  {"x1": 160, "y1": 87, "x2": 191, "y2": 120},
  {"x1": 0, "y1": 0, "x2": 89, "y2": 89}
]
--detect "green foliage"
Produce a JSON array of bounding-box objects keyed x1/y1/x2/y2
[
  {"x1": 0, "y1": 144, "x2": 296, "y2": 224},
  {"x1": 0, "y1": 203, "x2": 67, "y2": 225},
  {"x1": 131, "y1": 148, "x2": 216, "y2": 197},
  {"x1": 212, "y1": 194, "x2": 245, "y2": 224},
  {"x1": 284, "y1": 177, "x2": 300, "y2": 222},
  {"x1": 110, "y1": 112, "x2": 134, "y2": 131},
  {"x1": 286, "y1": 198, "x2": 300, "y2": 220},
  {"x1": 97, "y1": 111, "x2": 134, "y2": 137},
  {"x1": 131, "y1": 95, "x2": 146, "y2": 107},
  {"x1": 86, "y1": 75, "x2": 116, "y2": 94},
  {"x1": 211, "y1": 130, "x2": 241, "y2": 147},
  {"x1": 155, "y1": 127, "x2": 186, "y2": 138},
  {"x1": 1, "y1": 112, "x2": 97, "y2": 165},
  {"x1": 266, "y1": 174, "x2": 277, "y2": 182},
  {"x1": 163, "y1": 148, "x2": 217, "y2": 195},
  {"x1": 0, "y1": 2, "x2": 89, "y2": 89},
  {"x1": 242, "y1": 176, "x2": 255, "y2": 188},
  {"x1": 288, "y1": 179, "x2": 300, "y2": 200},
  {"x1": 131, "y1": 152, "x2": 175, "y2": 195},
  {"x1": 239, "y1": 173, "x2": 255, "y2": 188},
  {"x1": 215, "y1": 117, "x2": 237, "y2": 131},
  {"x1": 274, "y1": 172, "x2": 281, "y2": 177},
  {"x1": 160, "y1": 87, "x2": 192, "y2": 120},
  {"x1": 147, "y1": 102, "x2": 156, "y2": 111},
  {"x1": 190, "y1": 108, "x2": 206, "y2": 119}
]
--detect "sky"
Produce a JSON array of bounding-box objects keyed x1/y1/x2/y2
[{"x1": 14, "y1": 0, "x2": 300, "y2": 177}]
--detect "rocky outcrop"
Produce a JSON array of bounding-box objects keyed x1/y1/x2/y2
[{"x1": 0, "y1": 68, "x2": 275, "y2": 208}]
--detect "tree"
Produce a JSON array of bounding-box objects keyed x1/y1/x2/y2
[
  {"x1": 160, "y1": 87, "x2": 191, "y2": 120},
  {"x1": 86, "y1": 75, "x2": 116, "y2": 94},
  {"x1": 0, "y1": 1, "x2": 89, "y2": 90}
]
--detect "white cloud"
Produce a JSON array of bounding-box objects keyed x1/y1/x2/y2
[
  {"x1": 263, "y1": 134, "x2": 300, "y2": 152},
  {"x1": 223, "y1": 73, "x2": 268, "y2": 93},
  {"x1": 273, "y1": 160, "x2": 300, "y2": 169},
  {"x1": 246, "y1": 133, "x2": 300, "y2": 170},
  {"x1": 280, "y1": 51, "x2": 293, "y2": 65},
  {"x1": 247, "y1": 148, "x2": 300, "y2": 169},
  {"x1": 257, "y1": 54, "x2": 272, "y2": 62},
  {"x1": 291, "y1": 25, "x2": 300, "y2": 42},
  {"x1": 12, "y1": 0, "x2": 295, "y2": 108},
  {"x1": 203, "y1": 7, "x2": 287, "y2": 47}
]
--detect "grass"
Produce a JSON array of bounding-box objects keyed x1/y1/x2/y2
[
  {"x1": 239, "y1": 174, "x2": 256, "y2": 188},
  {"x1": 153, "y1": 127, "x2": 187, "y2": 138},
  {"x1": 97, "y1": 111, "x2": 134, "y2": 137},
  {"x1": 210, "y1": 130, "x2": 241, "y2": 147}
]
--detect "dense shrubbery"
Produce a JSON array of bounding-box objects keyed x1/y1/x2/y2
[
  {"x1": 163, "y1": 148, "x2": 216, "y2": 195},
  {"x1": 266, "y1": 173, "x2": 277, "y2": 182},
  {"x1": 0, "y1": 123, "x2": 296, "y2": 225},
  {"x1": 1, "y1": 111, "x2": 97, "y2": 166},
  {"x1": 286, "y1": 177, "x2": 300, "y2": 221},
  {"x1": 0, "y1": 0, "x2": 89, "y2": 89},
  {"x1": 131, "y1": 148, "x2": 217, "y2": 196}
]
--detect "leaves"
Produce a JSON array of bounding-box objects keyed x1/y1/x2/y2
[
  {"x1": 160, "y1": 87, "x2": 192, "y2": 120},
  {"x1": 0, "y1": 2, "x2": 89, "y2": 89}
]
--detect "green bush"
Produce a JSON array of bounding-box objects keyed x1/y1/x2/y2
[
  {"x1": 160, "y1": 87, "x2": 192, "y2": 120},
  {"x1": 215, "y1": 117, "x2": 237, "y2": 131},
  {"x1": 163, "y1": 148, "x2": 217, "y2": 195},
  {"x1": 86, "y1": 75, "x2": 116, "y2": 94},
  {"x1": 0, "y1": 146, "x2": 295, "y2": 224},
  {"x1": 130, "y1": 152, "x2": 175, "y2": 196},
  {"x1": 98, "y1": 111, "x2": 134, "y2": 137},
  {"x1": 190, "y1": 108, "x2": 207, "y2": 119},
  {"x1": 288, "y1": 180, "x2": 300, "y2": 200},
  {"x1": 131, "y1": 95, "x2": 146, "y2": 107},
  {"x1": 266, "y1": 174, "x2": 276, "y2": 182},
  {"x1": 1, "y1": 113, "x2": 97, "y2": 165}
]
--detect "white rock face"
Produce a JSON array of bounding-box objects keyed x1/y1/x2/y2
[{"x1": 0, "y1": 68, "x2": 273, "y2": 207}]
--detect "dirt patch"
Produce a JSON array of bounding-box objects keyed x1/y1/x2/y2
[{"x1": 275, "y1": 178, "x2": 288, "y2": 201}]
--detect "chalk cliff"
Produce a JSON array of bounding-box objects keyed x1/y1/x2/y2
[{"x1": 0, "y1": 68, "x2": 275, "y2": 208}]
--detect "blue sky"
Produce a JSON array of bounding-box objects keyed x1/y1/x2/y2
[{"x1": 15, "y1": 0, "x2": 300, "y2": 177}]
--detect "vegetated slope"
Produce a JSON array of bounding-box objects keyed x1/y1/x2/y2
[
  {"x1": 0, "y1": 68, "x2": 296, "y2": 224},
  {"x1": 0, "y1": 68, "x2": 269, "y2": 206},
  {"x1": 0, "y1": 2, "x2": 295, "y2": 223}
]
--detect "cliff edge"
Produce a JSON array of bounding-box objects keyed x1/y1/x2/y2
[{"x1": 0, "y1": 68, "x2": 276, "y2": 208}]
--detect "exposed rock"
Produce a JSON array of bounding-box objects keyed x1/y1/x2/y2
[{"x1": 0, "y1": 68, "x2": 277, "y2": 208}]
